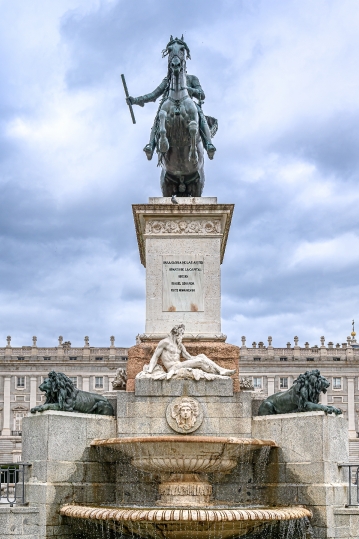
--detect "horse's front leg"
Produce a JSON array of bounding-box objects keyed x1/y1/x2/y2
[
  {"x1": 188, "y1": 120, "x2": 198, "y2": 164},
  {"x1": 158, "y1": 110, "x2": 169, "y2": 153}
]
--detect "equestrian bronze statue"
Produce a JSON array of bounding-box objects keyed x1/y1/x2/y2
[{"x1": 126, "y1": 36, "x2": 217, "y2": 197}]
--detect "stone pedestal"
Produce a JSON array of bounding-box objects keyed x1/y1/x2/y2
[
  {"x1": 252, "y1": 411, "x2": 349, "y2": 539},
  {"x1": 22, "y1": 411, "x2": 116, "y2": 538},
  {"x1": 117, "y1": 380, "x2": 252, "y2": 439},
  {"x1": 133, "y1": 197, "x2": 234, "y2": 341}
]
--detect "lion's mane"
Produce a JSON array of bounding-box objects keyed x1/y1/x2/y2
[
  {"x1": 44, "y1": 371, "x2": 76, "y2": 410},
  {"x1": 292, "y1": 369, "x2": 324, "y2": 411}
]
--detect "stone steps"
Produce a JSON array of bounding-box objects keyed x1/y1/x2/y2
[{"x1": 349, "y1": 440, "x2": 359, "y2": 462}]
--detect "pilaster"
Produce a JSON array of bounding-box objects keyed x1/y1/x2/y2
[
  {"x1": 30, "y1": 377, "x2": 38, "y2": 410},
  {"x1": 2, "y1": 376, "x2": 11, "y2": 435},
  {"x1": 267, "y1": 376, "x2": 275, "y2": 397},
  {"x1": 347, "y1": 376, "x2": 356, "y2": 437}
]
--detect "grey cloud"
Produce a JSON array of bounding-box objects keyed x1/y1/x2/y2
[
  {"x1": 271, "y1": 112, "x2": 359, "y2": 180},
  {"x1": 60, "y1": 0, "x2": 255, "y2": 89},
  {"x1": 1, "y1": 0, "x2": 359, "y2": 348}
]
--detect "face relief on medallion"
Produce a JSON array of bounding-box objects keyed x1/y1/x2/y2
[{"x1": 162, "y1": 255, "x2": 204, "y2": 312}]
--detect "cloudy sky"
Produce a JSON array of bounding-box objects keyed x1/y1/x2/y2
[{"x1": 1, "y1": 0, "x2": 358, "y2": 349}]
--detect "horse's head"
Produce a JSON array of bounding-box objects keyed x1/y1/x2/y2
[{"x1": 163, "y1": 35, "x2": 190, "y2": 78}]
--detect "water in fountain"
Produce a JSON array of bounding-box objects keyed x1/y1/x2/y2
[
  {"x1": 61, "y1": 436, "x2": 312, "y2": 539},
  {"x1": 66, "y1": 513, "x2": 314, "y2": 539}
]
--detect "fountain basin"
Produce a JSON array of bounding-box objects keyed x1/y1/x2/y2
[
  {"x1": 60, "y1": 504, "x2": 312, "y2": 539},
  {"x1": 91, "y1": 436, "x2": 277, "y2": 507},
  {"x1": 91, "y1": 436, "x2": 277, "y2": 473}
]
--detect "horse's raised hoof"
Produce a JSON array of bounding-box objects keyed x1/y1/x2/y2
[
  {"x1": 206, "y1": 143, "x2": 216, "y2": 160},
  {"x1": 159, "y1": 136, "x2": 169, "y2": 153},
  {"x1": 143, "y1": 144, "x2": 154, "y2": 160}
]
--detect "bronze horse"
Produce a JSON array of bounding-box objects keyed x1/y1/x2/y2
[{"x1": 127, "y1": 37, "x2": 217, "y2": 197}]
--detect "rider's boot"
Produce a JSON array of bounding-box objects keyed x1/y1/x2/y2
[
  {"x1": 206, "y1": 142, "x2": 216, "y2": 160},
  {"x1": 143, "y1": 120, "x2": 158, "y2": 160},
  {"x1": 143, "y1": 143, "x2": 154, "y2": 161},
  {"x1": 197, "y1": 107, "x2": 216, "y2": 160}
]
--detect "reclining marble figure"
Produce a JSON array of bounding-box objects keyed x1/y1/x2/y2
[{"x1": 137, "y1": 324, "x2": 236, "y2": 381}]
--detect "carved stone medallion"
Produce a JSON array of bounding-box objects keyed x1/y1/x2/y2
[{"x1": 166, "y1": 396, "x2": 203, "y2": 434}]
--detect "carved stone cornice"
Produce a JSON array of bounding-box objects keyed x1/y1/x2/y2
[
  {"x1": 132, "y1": 203, "x2": 234, "y2": 267},
  {"x1": 145, "y1": 219, "x2": 221, "y2": 235}
]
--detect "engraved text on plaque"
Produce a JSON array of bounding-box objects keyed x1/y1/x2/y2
[{"x1": 162, "y1": 256, "x2": 204, "y2": 312}]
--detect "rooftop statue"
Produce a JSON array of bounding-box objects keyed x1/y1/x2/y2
[
  {"x1": 125, "y1": 36, "x2": 217, "y2": 197},
  {"x1": 136, "y1": 324, "x2": 236, "y2": 381},
  {"x1": 258, "y1": 369, "x2": 342, "y2": 416}
]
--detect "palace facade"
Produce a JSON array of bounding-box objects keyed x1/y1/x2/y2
[
  {"x1": 1, "y1": 331, "x2": 358, "y2": 463},
  {"x1": 239, "y1": 331, "x2": 359, "y2": 463},
  {"x1": 0, "y1": 335, "x2": 128, "y2": 463}
]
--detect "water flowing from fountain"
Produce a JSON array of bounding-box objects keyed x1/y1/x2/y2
[{"x1": 60, "y1": 436, "x2": 312, "y2": 538}]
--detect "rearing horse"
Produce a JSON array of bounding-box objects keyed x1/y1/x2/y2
[
  {"x1": 126, "y1": 37, "x2": 217, "y2": 197},
  {"x1": 158, "y1": 40, "x2": 204, "y2": 196}
]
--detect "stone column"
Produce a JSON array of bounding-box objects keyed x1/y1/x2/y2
[
  {"x1": 267, "y1": 376, "x2": 275, "y2": 397},
  {"x1": 82, "y1": 377, "x2": 90, "y2": 392},
  {"x1": 347, "y1": 377, "x2": 356, "y2": 437},
  {"x1": 30, "y1": 377, "x2": 38, "y2": 410},
  {"x1": 2, "y1": 376, "x2": 11, "y2": 435}
]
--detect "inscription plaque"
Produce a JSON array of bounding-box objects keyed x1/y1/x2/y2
[{"x1": 162, "y1": 256, "x2": 204, "y2": 312}]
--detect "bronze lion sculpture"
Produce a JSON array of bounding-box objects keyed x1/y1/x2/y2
[
  {"x1": 31, "y1": 371, "x2": 114, "y2": 416},
  {"x1": 258, "y1": 369, "x2": 342, "y2": 416}
]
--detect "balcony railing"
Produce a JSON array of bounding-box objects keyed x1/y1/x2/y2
[
  {"x1": 0, "y1": 463, "x2": 31, "y2": 506},
  {"x1": 338, "y1": 463, "x2": 359, "y2": 506},
  {"x1": 11, "y1": 430, "x2": 22, "y2": 436}
]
